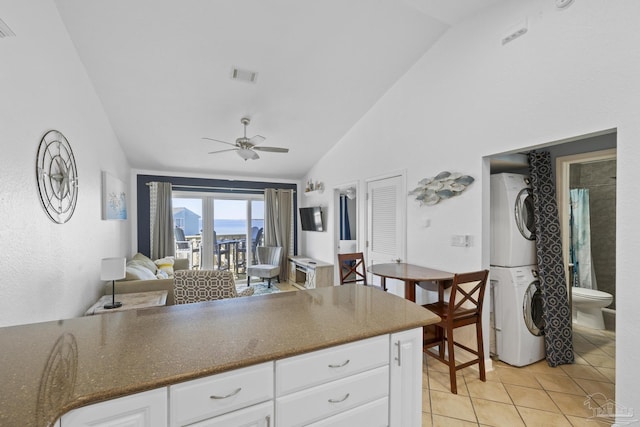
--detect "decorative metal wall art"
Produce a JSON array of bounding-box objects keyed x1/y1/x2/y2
[
  {"x1": 409, "y1": 171, "x2": 474, "y2": 206},
  {"x1": 36, "y1": 130, "x2": 79, "y2": 223}
]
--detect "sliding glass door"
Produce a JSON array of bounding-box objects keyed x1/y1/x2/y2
[{"x1": 172, "y1": 193, "x2": 264, "y2": 280}]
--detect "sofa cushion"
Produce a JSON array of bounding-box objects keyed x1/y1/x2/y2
[
  {"x1": 132, "y1": 252, "x2": 158, "y2": 274},
  {"x1": 125, "y1": 264, "x2": 157, "y2": 281}
]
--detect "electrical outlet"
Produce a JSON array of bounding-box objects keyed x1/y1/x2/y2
[{"x1": 451, "y1": 235, "x2": 473, "y2": 247}]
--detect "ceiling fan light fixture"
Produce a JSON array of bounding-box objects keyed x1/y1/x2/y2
[{"x1": 237, "y1": 148, "x2": 258, "y2": 161}]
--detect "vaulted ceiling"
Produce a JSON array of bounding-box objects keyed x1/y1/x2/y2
[{"x1": 54, "y1": 0, "x2": 503, "y2": 179}]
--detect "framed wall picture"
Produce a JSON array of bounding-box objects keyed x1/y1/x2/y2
[{"x1": 102, "y1": 171, "x2": 127, "y2": 220}]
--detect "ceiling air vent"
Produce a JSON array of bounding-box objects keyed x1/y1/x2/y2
[
  {"x1": 230, "y1": 67, "x2": 258, "y2": 84},
  {"x1": 0, "y1": 18, "x2": 16, "y2": 38}
]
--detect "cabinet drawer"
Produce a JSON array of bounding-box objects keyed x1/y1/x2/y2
[
  {"x1": 188, "y1": 401, "x2": 273, "y2": 427},
  {"x1": 306, "y1": 397, "x2": 388, "y2": 427},
  {"x1": 170, "y1": 362, "x2": 273, "y2": 426},
  {"x1": 276, "y1": 335, "x2": 388, "y2": 395},
  {"x1": 275, "y1": 365, "x2": 388, "y2": 427}
]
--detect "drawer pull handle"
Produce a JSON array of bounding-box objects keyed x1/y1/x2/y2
[
  {"x1": 266, "y1": 414, "x2": 271, "y2": 427},
  {"x1": 210, "y1": 387, "x2": 242, "y2": 400},
  {"x1": 328, "y1": 359, "x2": 350, "y2": 368},
  {"x1": 328, "y1": 393, "x2": 350, "y2": 403}
]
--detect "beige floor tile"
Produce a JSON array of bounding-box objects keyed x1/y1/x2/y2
[
  {"x1": 430, "y1": 390, "x2": 477, "y2": 422},
  {"x1": 547, "y1": 391, "x2": 597, "y2": 418},
  {"x1": 599, "y1": 343, "x2": 615, "y2": 358},
  {"x1": 579, "y1": 352, "x2": 615, "y2": 369},
  {"x1": 594, "y1": 366, "x2": 615, "y2": 383},
  {"x1": 422, "y1": 388, "x2": 432, "y2": 413},
  {"x1": 536, "y1": 373, "x2": 586, "y2": 395},
  {"x1": 428, "y1": 370, "x2": 468, "y2": 396},
  {"x1": 471, "y1": 397, "x2": 525, "y2": 426},
  {"x1": 494, "y1": 366, "x2": 542, "y2": 388},
  {"x1": 422, "y1": 411, "x2": 433, "y2": 427},
  {"x1": 560, "y1": 363, "x2": 610, "y2": 382},
  {"x1": 466, "y1": 378, "x2": 511, "y2": 404},
  {"x1": 565, "y1": 414, "x2": 615, "y2": 426},
  {"x1": 572, "y1": 353, "x2": 590, "y2": 365},
  {"x1": 431, "y1": 414, "x2": 479, "y2": 426},
  {"x1": 573, "y1": 378, "x2": 615, "y2": 401},
  {"x1": 504, "y1": 384, "x2": 560, "y2": 412},
  {"x1": 517, "y1": 406, "x2": 572, "y2": 427},
  {"x1": 521, "y1": 359, "x2": 567, "y2": 376}
]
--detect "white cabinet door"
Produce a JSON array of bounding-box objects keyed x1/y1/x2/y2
[
  {"x1": 61, "y1": 388, "x2": 167, "y2": 427},
  {"x1": 188, "y1": 401, "x2": 273, "y2": 427},
  {"x1": 389, "y1": 328, "x2": 422, "y2": 427}
]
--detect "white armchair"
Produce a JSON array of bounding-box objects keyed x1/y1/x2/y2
[{"x1": 247, "y1": 246, "x2": 282, "y2": 288}]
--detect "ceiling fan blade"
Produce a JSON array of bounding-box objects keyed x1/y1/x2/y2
[
  {"x1": 202, "y1": 137, "x2": 237, "y2": 147},
  {"x1": 252, "y1": 146, "x2": 289, "y2": 153},
  {"x1": 249, "y1": 135, "x2": 266, "y2": 145},
  {"x1": 208, "y1": 148, "x2": 239, "y2": 155}
]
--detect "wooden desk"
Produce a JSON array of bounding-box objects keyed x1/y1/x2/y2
[
  {"x1": 369, "y1": 263, "x2": 454, "y2": 302},
  {"x1": 85, "y1": 291, "x2": 168, "y2": 315}
]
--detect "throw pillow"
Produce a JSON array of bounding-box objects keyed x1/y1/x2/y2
[
  {"x1": 132, "y1": 252, "x2": 158, "y2": 274},
  {"x1": 156, "y1": 270, "x2": 169, "y2": 279},
  {"x1": 154, "y1": 257, "x2": 175, "y2": 277}
]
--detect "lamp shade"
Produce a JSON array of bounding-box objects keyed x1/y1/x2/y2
[{"x1": 101, "y1": 257, "x2": 126, "y2": 281}]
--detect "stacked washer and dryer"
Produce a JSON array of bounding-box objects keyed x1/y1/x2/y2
[{"x1": 490, "y1": 173, "x2": 546, "y2": 366}]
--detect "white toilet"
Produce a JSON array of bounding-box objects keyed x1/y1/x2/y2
[{"x1": 571, "y1": 287, "x2": 613, "y2": 330}]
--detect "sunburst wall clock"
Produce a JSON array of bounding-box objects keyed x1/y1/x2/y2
[{"x1": 36, "y1": 130, "x2": 78, "y2": 223}]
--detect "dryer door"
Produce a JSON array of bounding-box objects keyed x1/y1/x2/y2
[
  {"x1": 523, "y1": 279, "x2": 545, "y2": 336},
  {"x1": 514, "y1": 187, "x2": 536, "y2": 241}
]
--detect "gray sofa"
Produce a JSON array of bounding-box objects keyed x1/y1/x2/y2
[{"x1": 104, "y1": 255, "x2": 189, "y2": 305}]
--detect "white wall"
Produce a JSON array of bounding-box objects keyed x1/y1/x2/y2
[
  {"x1": 301, "y1": 0, "x2": 640, "y2": 410},
  {"x1": 0, "y1": 0, "x2": 130, "y2": 327}
]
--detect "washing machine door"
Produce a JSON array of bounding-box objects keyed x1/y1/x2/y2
[
  {"x1": 514, "y1": 187, "x2": 536, "y2": 241},
  {"x1": 523, "y1": 279, "x2": 545, "y2": 336}
]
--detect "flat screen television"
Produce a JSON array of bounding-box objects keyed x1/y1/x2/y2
[{"x1": 299, "y1": 207, "x2": 324, "y2": 231}]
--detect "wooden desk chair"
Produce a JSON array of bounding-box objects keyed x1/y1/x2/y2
[
  {"x1": 422, "y1": 269, "x2": 489, "y2": 394},
  {"x1": 337, "y1": 252, "x2": 368, "y2": 286}
]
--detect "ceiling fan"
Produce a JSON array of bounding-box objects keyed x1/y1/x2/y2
[{"x1": 203, "y1": 117, "x2": 289, "y2": 161}]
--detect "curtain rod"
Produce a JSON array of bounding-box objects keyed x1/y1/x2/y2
[{"x1": 145, "y1": 183, "x2": 296, "y2": 193}]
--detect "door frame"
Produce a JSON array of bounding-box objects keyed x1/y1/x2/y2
[
  {"x1": 333, "y1": 180, "x2": 361, "y2": 283},
  {"x1": 555, "y1": 148, "x2": 616, "y2": 297}
]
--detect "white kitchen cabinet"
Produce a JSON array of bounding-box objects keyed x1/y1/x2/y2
[
  {"x1": 59, "y1": 330, "x2": 424, "y2": 427},
  {"x1": 389, "y1": 327, "x2": 423, "y2": 427},
  {"x1": 188, "y1": 401, "x2": 273, "y2": 427},
  {"x1": 60, "y1": 388, "x2": 167, "y2": 427}
]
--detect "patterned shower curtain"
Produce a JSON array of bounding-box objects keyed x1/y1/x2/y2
[
  {"x1": 340, "y1": 194, "x2": 352, "y2": 240},
  {"x1": 528, "y1": 151, "x2": 574, "y2": 367},
  {"x1": 570, "y1": 188, "x2": 597, "y2": 290}
]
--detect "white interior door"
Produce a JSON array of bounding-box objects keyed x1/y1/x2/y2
[{"x1": 366, "y1": 174, "x2": 406, "y2": 287}]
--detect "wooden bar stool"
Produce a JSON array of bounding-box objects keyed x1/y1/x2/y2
[
  {"x1": 422, "y1": 269, "x2": 489, "y2": 394},
  {"x1": 337, "y1": 252, "x2": 368, "y2": 285}
]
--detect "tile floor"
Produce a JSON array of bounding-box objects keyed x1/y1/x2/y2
[{"x1": 422, "y1": 324, "x2": 616, "y2": 426}]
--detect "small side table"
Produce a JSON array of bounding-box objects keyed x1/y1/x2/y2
[{"x1": 85, "y1": 291, "x2": 168, "y2": 316}]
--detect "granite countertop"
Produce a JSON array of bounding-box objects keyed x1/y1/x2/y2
[{"x1": 0, "y1": 284, "x2": 439, "y2": 427}]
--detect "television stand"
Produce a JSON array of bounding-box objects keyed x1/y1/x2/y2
[{"x1": 289, "y1": 256, "x2": 334, "y2": 289}]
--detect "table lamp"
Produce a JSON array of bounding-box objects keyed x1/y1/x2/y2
[{"x1": 101, "y1": 257, "x2": 126, "y2": 309}]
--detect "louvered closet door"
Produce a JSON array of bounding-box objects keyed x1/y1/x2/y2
[{"x1": 366, "y1": 174, "x2": 405, "y2": 287}]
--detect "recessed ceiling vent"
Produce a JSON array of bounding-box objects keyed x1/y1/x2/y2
[
  {"x1": 230, "y1": 67, "x2": 258, "y2": 84},
  {"x1": 0, "y1": 18, "x2": 16, "y2": 38}
]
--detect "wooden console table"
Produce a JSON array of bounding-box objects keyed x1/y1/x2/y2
[
  {"x1": 289, "y1": 256, "x2": 334, "y2": 289},
  {"x1": 85, "y1": 290, "x2": 168, "y2": 315}
]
